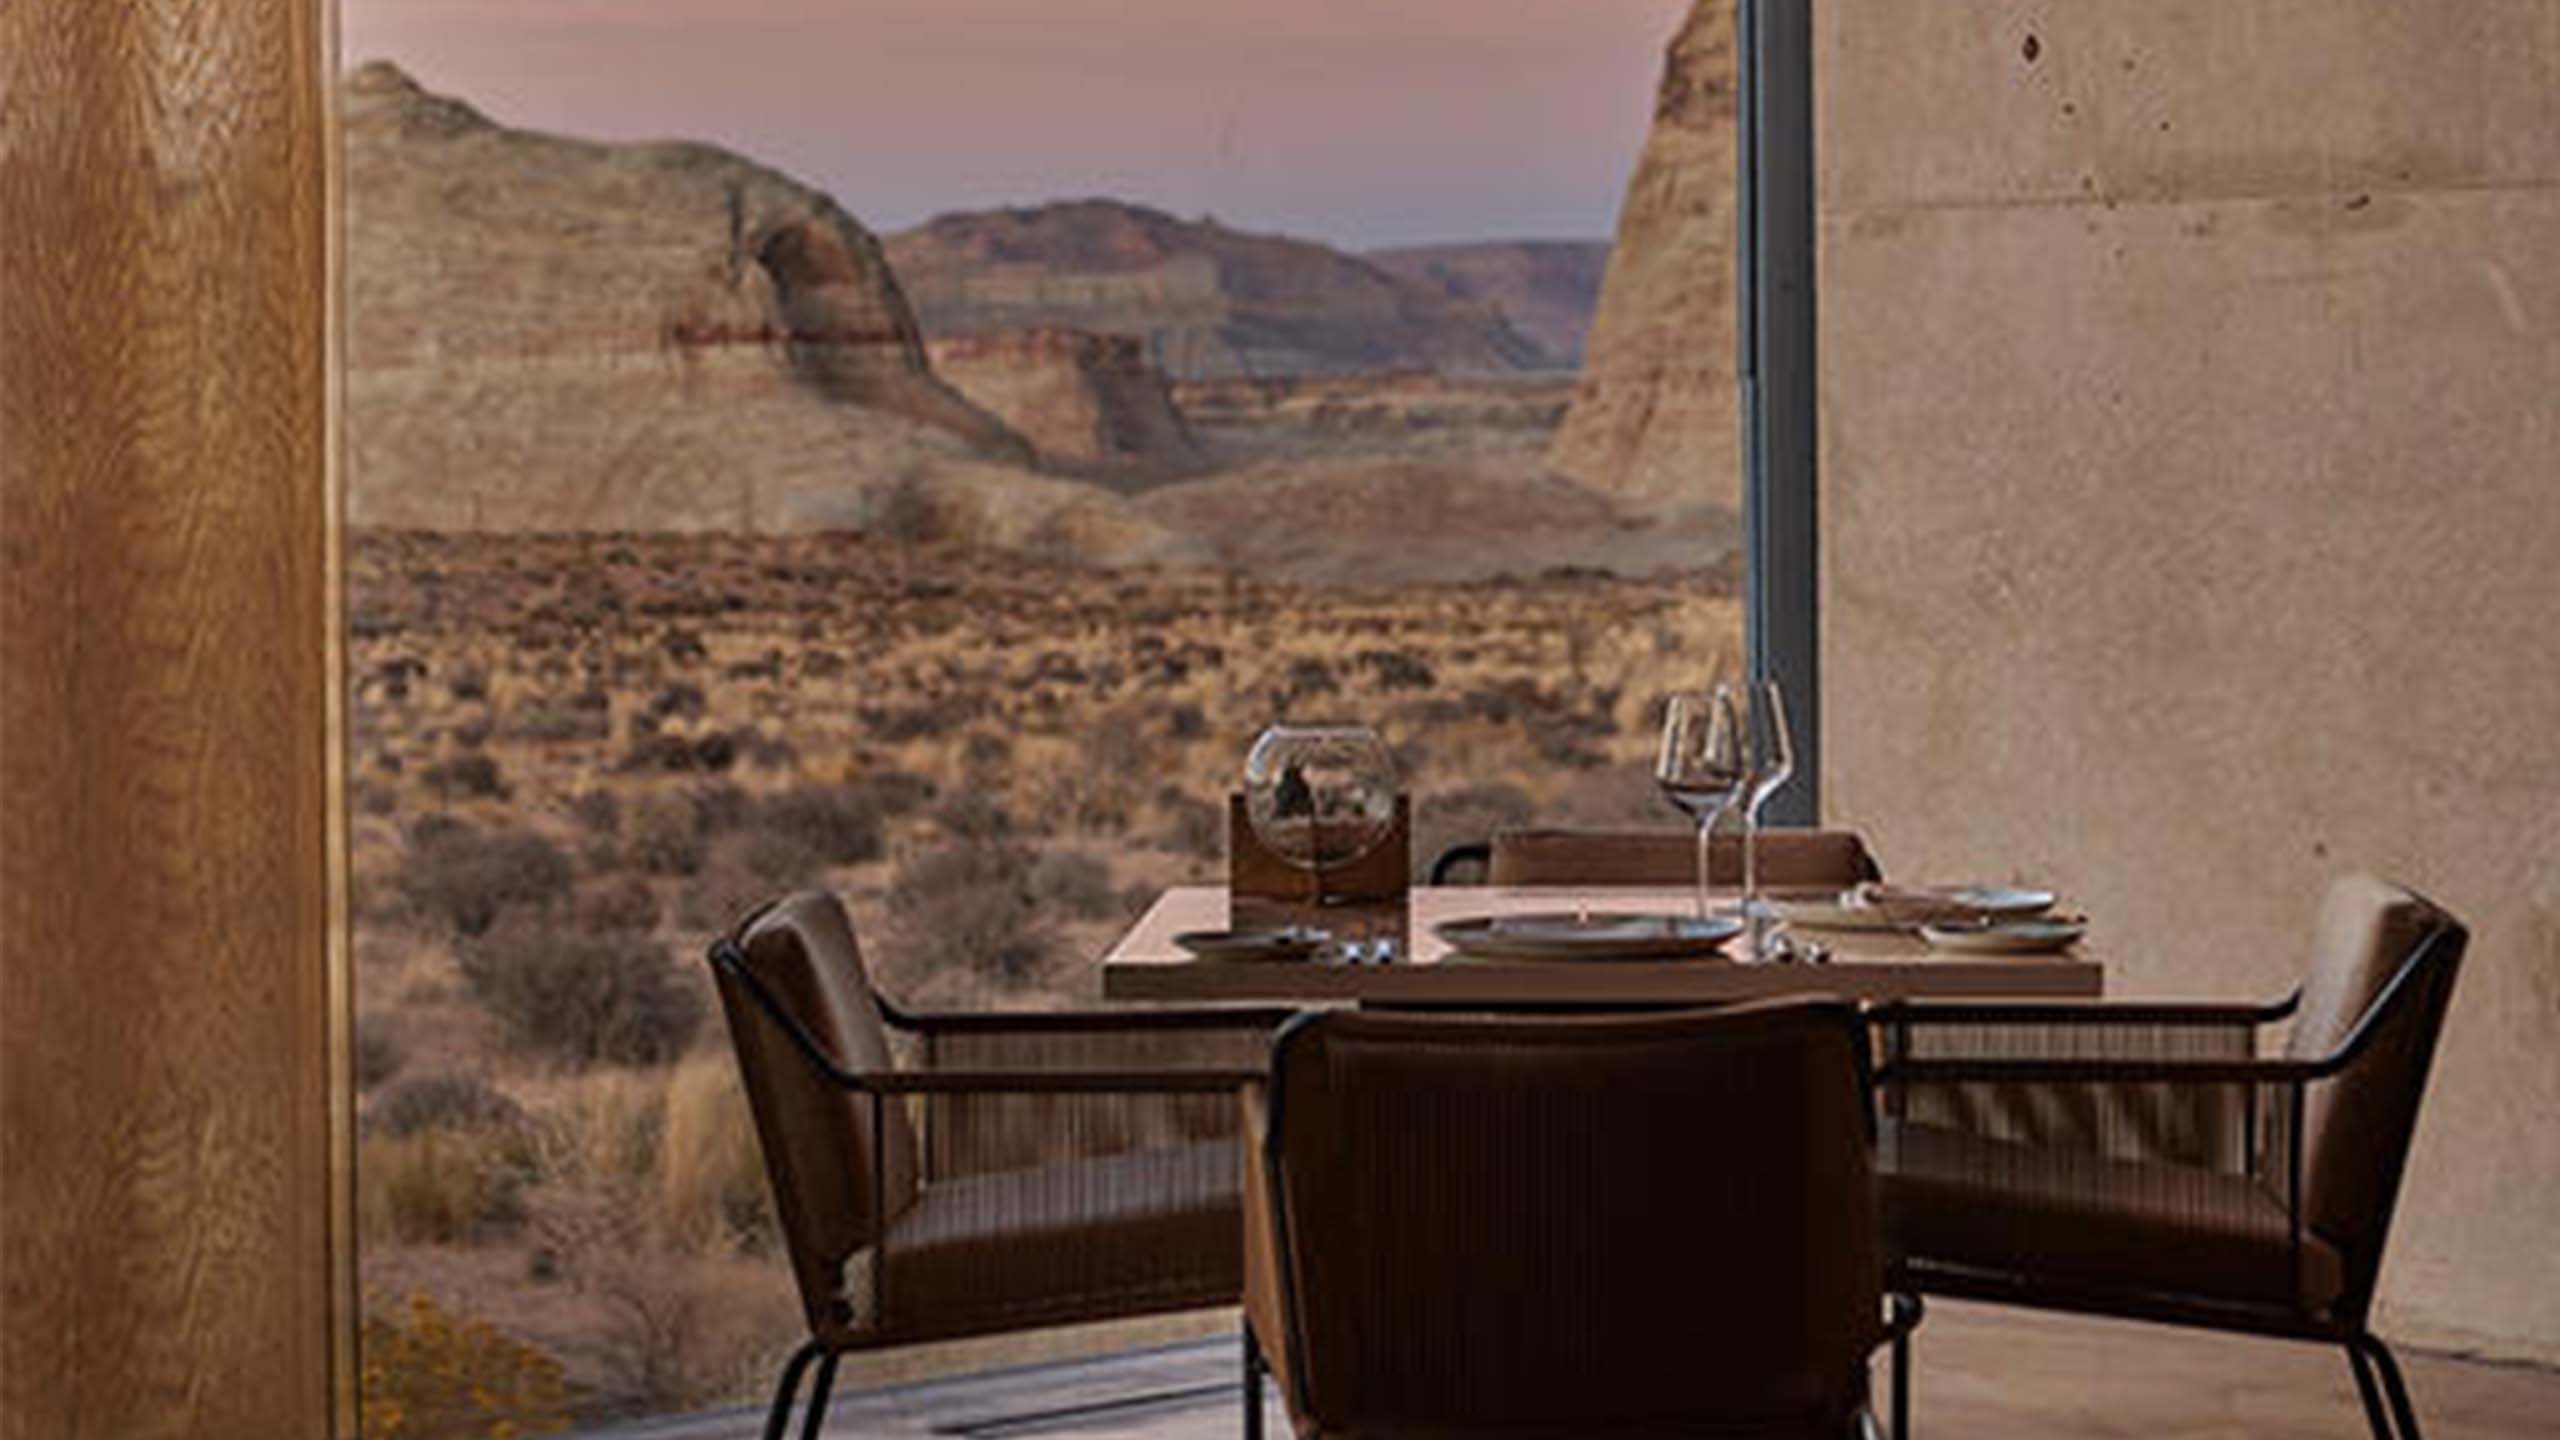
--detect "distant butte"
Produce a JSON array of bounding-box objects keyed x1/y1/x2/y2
[{"x1": 884, "y1": 200, "x2": 1558, "y2": 382}]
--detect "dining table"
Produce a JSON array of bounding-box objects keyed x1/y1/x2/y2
[{"x1": 1101, "y1": 885, "x2": 2105, "y2": 1007}]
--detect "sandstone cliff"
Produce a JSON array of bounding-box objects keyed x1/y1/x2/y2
[
  {"x1": 342, "y1": 61, "x2": 1061, "y2": 533},
  {"x1": 1365, "y1": 241, "x2": 1612, "y2": 369},
  {"x1": 924, "y1": 329, "x2": 1201, "y2": 473},
  {"x1": 885, "y1": 200, "x2": 1553, "y2": 382},
  {"x1": 1548, "y1": 0, "x2": 1741, "y2": 514}
]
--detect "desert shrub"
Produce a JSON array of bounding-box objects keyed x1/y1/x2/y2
[
  {"x1": 671, "y1": 856, "x2": 790, "y2": 937},
  {"x1": 358, "y1": 1130, "x2": 532, "y2": 1245},
  {"x1": 457, "y1": 919, "x2": 702, "y2": 1066},
  {"x1": 566, "y1": 788, "x2": 620, "y2": 836},
  {"x1": 687, "y1": 780, "x2": 752, "y2": 834},
  {"x1": 857, "y1": 768, "x2": 937, "y2": 818},
  {"x1": 360, "y1": 1290, "x2": 571, "y2": 1440},
  {"x1": 961, "y1": 730, "x2": 1013, "y2": 775},
  {"x1": 368, "y1": 1071, "x2": 524, "y2": 1139},
  {"x1": 421, "y1": 752, "x2": 508, "y2": 802},
  {"x1": 1358, "y1": 647, "x2": 1437, "y2": 690},
  {"x1": 933, "y1": 790, "x2": 1015, "y2": 843},
  {"x1": 1029, "y1": 848, "x2": 1117, "y2": 920},
  {"x1": 576, "y1": 875, "x2": 661, "y2": 935},
  {"x1": 399, "y1": 822, "x2": 574, "y2": 938},
  {"x1": 738, "y1": 729, "x2": 799, "y2": 771},
  {"x1": 889, "y1": 835, "x2": 1056, "y2": 988},
  {"x1": 354, "y1": 778, "x2": 400, "y2": 818},
  {"x1": 506, "y1": 690, "x2": 612, "y2": 744},
  {"x1": 726, "y1": 829, "x2": 822, "y2": 891},
  {"x1": 756, "y1": 783, "x2": 886, "y2": 866},
  {"x1": 1164, "y1": 702, "x2": 1209, "y2": 741},
  {"x1": 646, "y1": 682, "x2": 706, "y2": 723},
  {"x1": 658, "y1": 1055, "x2": 775, "y2": 1255},
  {"x1": 353, "y1": 1022, "x2": 405, "y2": 1091},
  {"x1": 1152, "y1": 786, "x2": 1226, "y2": 862},
  {"x1": 625, "y1": 792, "x2": 708, "y2": 876},
  {"x1": 616, "y1": 730, "x2": 738, "y2": 774}
]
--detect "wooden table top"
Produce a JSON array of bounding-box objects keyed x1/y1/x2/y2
[{"x1": 1102, "y1": 886, "x2": 2105, "y2": 1005}]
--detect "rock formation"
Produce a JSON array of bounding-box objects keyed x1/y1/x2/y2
[
  {"x1": 1548, "y1": 0, "x2": 1742, "y2": 515},
  {"x1": 1364, "y1": 241, "x2": 1612, "y2": 369},
  {"x1": 884, "y1": 200, "x2": 1553, "y2": 382},
  {"x1": 923, "y1": 329, "x2": 1201, "y2": 472},
  {"x1": 342, "y1": 61, "x2": 1050, "y2": 532}
]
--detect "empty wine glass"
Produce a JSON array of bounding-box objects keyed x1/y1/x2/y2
[
  {"x1": 1243, "y1": 724, "x2": 1397, "y2": 907},
  {"x1": 1740, "y1": 680, "x2": 1797, "y2": 939},
  {"x1": 1655, "y1": 687, "x2": 1746, "y2": 920}
]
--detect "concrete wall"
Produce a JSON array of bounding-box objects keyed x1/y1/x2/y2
[{"x1": 1817, "y1": 2, "x2": 2560, "y2": 1360}]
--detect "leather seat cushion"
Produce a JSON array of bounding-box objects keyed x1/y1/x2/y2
[
  {"x1": 880, "y1": 1138, "x2": 1240, "y2": 1340},
  {"x1": 1880, "y1": 1121, "x2": 2344, "y2": 1312}
]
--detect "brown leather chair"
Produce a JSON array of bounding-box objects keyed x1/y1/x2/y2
[
  {"x1": 1485, "y1": 825, "x2": 1883, "y2": 891},
  {"x1": 1871, "y1": 873, "x2": 2467, "y2": 1440},
  {"x1": 709, "y1": 891, "x2": 1291, "y2": 1440},
  {"x1": 1243, "y1": 1001, "x2": 1910, "y2": 1439}
]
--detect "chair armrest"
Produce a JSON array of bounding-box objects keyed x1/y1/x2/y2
[
  {"x1": 1871, "y1": 989, "x2": 2301, "y2": 1031},
  {"x1": 865, "y1": 1067, "x2": 1265, "y2": 1095},
  {"x1": 885, "y1": 1002, "x2": 1299, "y2": 1036},
  {"x1": 1878, "y1": 1055, "x2": 2318, "y2": 1087}
]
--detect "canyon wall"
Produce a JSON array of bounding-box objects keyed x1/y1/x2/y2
[{"x1": 1549, "y1": 0, "x2": 1740, "y2": 516}]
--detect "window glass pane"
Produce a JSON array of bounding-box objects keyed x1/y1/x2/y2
[{"x1": 343, "y1": 0, "x2": 1738, "y2": 1428}]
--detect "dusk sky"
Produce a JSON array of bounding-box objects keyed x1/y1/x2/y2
[{"x1": 342, "y1": 0, "x2": 1694, "y2": 249}]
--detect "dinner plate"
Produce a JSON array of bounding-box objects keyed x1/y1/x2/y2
[
  {"x1": 1434, "y1": 912, "x2": 1742, "y2": 963},
  {"x1": 1939, "y1": 886, "x2": 2058, "y2": 918},
  {"x1": 1173, "y1": 927, "x2": 1329, "y2": 963},
  {"x1": 1919, "y1": 917, "x2": 2086, "y2": 954}
]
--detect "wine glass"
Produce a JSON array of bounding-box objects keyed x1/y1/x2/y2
[
  {"x1": 1655, "y1": 687, "x2": 1746, "y2": 921},
  {"x1": 1740, "y1": 680, "x2": 1797, "y2": 940},
  {"x1": 1243, "y1": 724, "x2": 1397, "y2": 908}
]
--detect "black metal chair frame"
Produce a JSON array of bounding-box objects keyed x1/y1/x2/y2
[
  {"x1": 711, "y1": 935, "x2": 1288, "y2": 1440},
  {"x1": 1872, "y1": 914, "x2": 2464, "y2": 1440}
]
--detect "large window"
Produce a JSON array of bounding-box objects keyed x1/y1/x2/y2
[{"x1": 339, "y1": 1, "x2": 1746, "y2": 1430}]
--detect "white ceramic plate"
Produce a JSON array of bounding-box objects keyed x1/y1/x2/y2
[
  {"x1": 1434, "y1": 912, "x2": 1743, "y2": 962},
  {"x1": 1919, "y1": 918, "x2": 2086, "y2": 955},
  {"x1": 1940, "y1": 886, "x2": 2058, "y2": 918},
  {"x1": 1173, "y1": 927, "x2": 1329, "y2": 963}
]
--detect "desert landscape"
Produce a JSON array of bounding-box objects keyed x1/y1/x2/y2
[{"x1": 345, "y1": 1, "x2": 1740, "y2": 1431}]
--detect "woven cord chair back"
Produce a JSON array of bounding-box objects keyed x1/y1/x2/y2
[
  {"x1": 2280, "y1": 874, "x2": 2467, "y2": 1307},
  {"x1": 711, "y1": 891, "x2": 922, "y2": 1340},
  {"x1": 1264, "y1": 1002, "x2": 1883, "y2": 1437},
  {"x1": 1487, "y1": 826, "x2": 1882, "y2": 890}
]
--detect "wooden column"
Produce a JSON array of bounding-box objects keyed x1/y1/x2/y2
[{"x1": 1, "y1": 1, "x2": 342, "y2": 1436}]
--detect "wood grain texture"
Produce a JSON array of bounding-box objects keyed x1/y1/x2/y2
[{"x1": 1, "y1": 2, "x2": 336, "y2": 1437}]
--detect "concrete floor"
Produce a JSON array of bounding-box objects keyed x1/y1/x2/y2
[{"x1": 604, "y1": 1301, "x2": 2560, "y2": 1438}]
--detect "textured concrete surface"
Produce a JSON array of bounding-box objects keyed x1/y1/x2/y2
[
  {"x1": 586, "y1": 1304, "x2": 2560, "y2": 1438},
  {"x1": 1818, "y1": 2, "x2": 2560, "y2": 1362}
]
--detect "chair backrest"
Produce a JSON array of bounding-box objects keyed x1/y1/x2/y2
[
  {"x1": 1261, "y1": 1002, "x2": 1882, "y2": 1436},
  {"x1": 709, "y1": 890, "x2": 921, "y2": 1339},
  {"x1": 1488, "y1": 825, "x2": 1882, "y2": 890},
  {"x1": 2280, "y1": 874, "x2": 2466, "y2": 1297}
]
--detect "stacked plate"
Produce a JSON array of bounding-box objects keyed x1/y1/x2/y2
[{"x1": 1769, "y1": 884, "x2": 2084, "y2": 954}]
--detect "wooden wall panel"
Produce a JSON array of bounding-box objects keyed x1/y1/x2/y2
[{"x1": 0, "y1": 1, "x2": 340, "y2": 1436}]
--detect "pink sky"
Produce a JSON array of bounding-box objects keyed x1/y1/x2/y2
[{"x1": 341, "y1": 0, "x2": 1694, "y2": 248}]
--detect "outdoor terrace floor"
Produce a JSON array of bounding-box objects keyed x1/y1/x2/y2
[{"x1": 598, "y1": 1300, "x2": 2560, "y2": 1438}]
